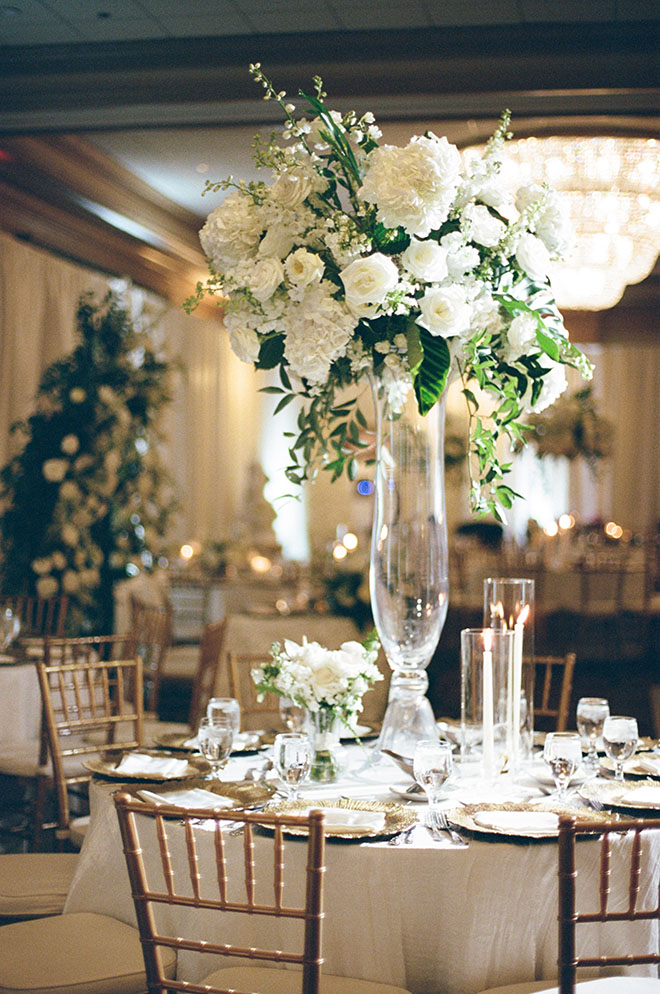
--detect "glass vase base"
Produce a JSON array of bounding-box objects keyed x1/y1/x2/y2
[{"x1": 377, "y1": 694, "x2": 438, "y2": 758}]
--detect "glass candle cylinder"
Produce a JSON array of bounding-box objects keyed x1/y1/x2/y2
[{"x1": 460, "y1": 628, "x2": 513, "y2": 778}]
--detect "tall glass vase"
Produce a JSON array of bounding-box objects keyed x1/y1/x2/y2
[{"x1": 369, "y1": 373, "x2": 449, "y2": 757}]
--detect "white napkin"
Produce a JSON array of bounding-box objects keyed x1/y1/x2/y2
[
  {"x1": 115, "y1": 752, "x2": 190, "y2": 777},
  {"x1": 634, "y1": 756, "x2": 660, "y2": 777},
  {"x1": 137, "y1": 788, "x2": 235, "y2": 810},
  {"x1": 619, "y1": 784, "x2": 660, "y2": 808},
  {"x1": 302, "y1": 807, "x2": 386, "y2": 835},
  {"x1": 183, "y1": 735, "x2": 199, "y2": 749},
  {"x1": 472, "y1": 809, "x2": 559, "y2": 835}
]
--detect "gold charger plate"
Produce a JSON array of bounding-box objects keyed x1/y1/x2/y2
[
  {"x1": 450, "y1": 801, "x2": 613, "y2": 840},
  {"x1": 578, "y1": 778, "x2": 660, "y2": 812},
  {"x1": 153, "y1": 730, "x2": 266, "y2": 754},
  {"x1": 262, "y1": 797, "x2": 417, "y2": 841},
  {"x1": 599, "y1": 756, "x2": 660, "y2": 778},
  {"x1": 83, "y1": 750, "x2": 212, "y2": 781},
  {"x1": 125, "y1": 777, "x2": 277, "y2": 809}
]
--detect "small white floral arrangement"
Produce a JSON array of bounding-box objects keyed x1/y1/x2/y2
[
  {"x1": 253, "y1": 630, "x2": 382, "y2": 728},
  {"x1": 187, "y1": 64, "x2": 592, "y2": 519}
]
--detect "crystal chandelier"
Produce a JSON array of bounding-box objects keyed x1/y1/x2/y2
[{"x1": 468, "y1": 135, "x2": 660, "y2": 311}]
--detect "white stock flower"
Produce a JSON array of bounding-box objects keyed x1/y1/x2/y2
[
  {"x1": 227, "y1": 326, "x2": 259, "y2": 364},
  {"x1": 506, "y1": 312, "x2": 539, "y2": 357},
  {"x1": 463, "y1": 203, "x2": 506, "y2": 248},
  {"x1": 516, "y1": 232, "x2": 552, "y2": 283},
  {"x1": 525, "y1": 361, "x2": 568, "y2": 413},
  {"x1": 339, "y1": 253, "x2": 399, "y2": 317},
  {"x1": 285, "y1": 248, "x2": 324, "y2": 286},
  {"x1": 199, "y1": 191, "x2": 263, "y2": 270},
  {"x1": 359, "y1": 134, "x2": 461, "y2": 238},
  {"x1": 401, "y1": 238, "x2": 448, "y2": 283},
  {"x1": 42, "y1": 459, "x2": 68, "y2": 483},
  {"x1": 515, "y1": 184, "x2": 572, "y2": 256},
  {"x1": 417, "y1": 285, "x2": 471, "y2": 338},
  {"x1": 36, "y1": 576, "x2": 59, "y2": 598},
  {"x1": 249, "y1": 257, "x2": 284, "y2": 303},
  {"x1": 60, "y1": 434, "x2": 80, "y2": 456}
]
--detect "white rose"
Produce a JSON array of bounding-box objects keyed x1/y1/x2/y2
[
  {"x1": 62, "y1": 569, "x2": 80, "y2": 593},
  {"x1": 463, "y1": 203, "x2": 506, "y2": 248},
  {"x1": 258, "y1": 225, "x2": 295, "y2": 260},
  {"x1": 69, "y1": 387, "x2": 86, "y2": 404},
  {"x1": 61, "y1": 523, "x2": 79, "y2": 547},
  {"x1": 525, "y1": 362, "x2": 568, "y2": 413},
  {"x1": 60, "y1": 434, "x2": 80, "y2": 456},
  {"x1": 359, "y1": 134, "x2": 461, "y2": 238},
  {"x1": 249, "y1": 257, "x2": 284, "y2": 303},
  {"x1": 416, "y1": 285, "x2": 471, "y2": 338},
  {"x1": 42, "y1": 459, "x2": 68, "y2": 483},
  {"x1": 36, "y1": 576, "x2": 59, "y2": 598},
  {"x1": 516, "y1": 233, "x2": 551, "y2": 282},
  {"x1": 285, "y1": 248, "x2": 324, "y2": 287},
  {"x1": 270, "y1": 165, "x2": 320, "y2": 209},
  {"x1": 507, "y1": 312, "x2": 539, "y2": 357},
  {"x1": 401, "y1": 238, "x2": 448, "y2": 283},
  {"x1": 339, "y1": 253, "x2": 399, "y2": 317},
  {"x1": 199, "y1": 191, "x2": 263, "y2": 270},
  {"x1": 228, "y1": 326, "x2": 260, "y2": 364}
]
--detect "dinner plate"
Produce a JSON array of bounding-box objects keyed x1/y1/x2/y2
[
  {"x1": 388, "y1": 784, "x2": 427, "y2": 803},
  {"x1": 527, "y1": 760, "x2": 589, "y2": 787},
  {"x1": 153, "y1": 730, "x2": 266, "y2": 754},
  {"x1": 450, "y1": 801, "x2": 608, "y2": 839},
  {"x1": 262, "y1": 797, "x2": 417, "y2": 840},
  {"x1": 83, "y1": 750, "x2": 213, "y2": 781},
  {"x1": 578, "y1": 779, "x2": 660, "y2": 812},
  {"x1": 126, "y1": 777, "x2": 277, "y2": 809},
  {"x1": 599, "y1": 756, "x2": 660, "y2": 778}
]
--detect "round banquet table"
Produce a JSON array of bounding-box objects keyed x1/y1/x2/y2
[
  {"x1": 63, "y1": 745, "x2": 660, "y2": 994},
  {"x1": 0, "y1": 652, "x2": 41, "y2": 745}
]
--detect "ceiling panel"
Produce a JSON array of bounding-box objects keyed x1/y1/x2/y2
[
  {"x1": 422, "y1": 0, "x2": 520, "y2": 27},
  {"x1": 519, "y1": 0, "x2": 617, "y2": 21}
]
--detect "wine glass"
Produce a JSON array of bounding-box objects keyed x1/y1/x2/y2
[
  {"x1": 279, "y1": 697, "x2": 310, "y2": 734},
  {"x1": 197, "y1": 716, "x2": 234, "y2": 779},
  {"x1": 543, "y1": 732, "x2": 583, "y2": 802},
  {"x1": 207, "y1": 697, "x2": 241, "y2": 734},
  {"x1": 576, "y1": 697, "x2": 610, "y2": 774},
  {"x1": 602, "y1": 715, "x2": 638, "y2": 782},
  {"x1": 413, "y1": 739, "x2": 453, "y2": 815},
  {"x1": 1, "y1": 608, "x2": 20, "y2": 651},
  {"x1": 273, "y1": 732, "x2": 312, "y2": 801}
]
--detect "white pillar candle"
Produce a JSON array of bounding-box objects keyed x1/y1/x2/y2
[
  {"x1": 512, "y1": 605, "x2": 530, "y2": 770},
  {"x1": 482, "y1": 629, "x2": 495, "y2": 778}
]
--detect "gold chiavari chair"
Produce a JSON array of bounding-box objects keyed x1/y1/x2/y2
[
  {"x1": 0, "y1": 594, "x2": 69, "y2": 638},
  {"x1": 227, "y1": 650, "x2": 282, "y2": 731},
  {"x1": 187, "y1": 619, "x2": 227, "y2": 730},
  {"x1": 114, "y1": 792, "x2": 413, "y2": 994},
  {"x1": 534, "y1": 653, "x2": 577, "y2": 732},
  {"x1": 127, "y1": 595, "x2": 173, "y2": 716},
  {"x1": 35, "y1": 635, "x2": 144, "y2": 850},
  {"x1": 475, "y1": 815, "x2": 660, "y2": 994}
]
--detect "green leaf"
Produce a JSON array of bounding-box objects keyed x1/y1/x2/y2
[
  {"x1": 256, "y1": 335, "x2": 285, "y2": 370},
  {"x1": 273, "y1": 394, "x2": 295, "y2": 416},
  {"x1": 260, "y1": 386, "x2": 284, "y2": 395},
  {"x1": 536, "y1": 329, "x2": 560, "y2": 362},
  {"x1": 414, "y1": 330, "x2": 450, "y2": 415}
]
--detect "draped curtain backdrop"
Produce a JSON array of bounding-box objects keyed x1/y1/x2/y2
[
  {"x1": 0, "y1": 232, "x2": 263, "y2": 548},
  {"x1": 1, "y1": 232, "x2": 659, "y2": 547}
]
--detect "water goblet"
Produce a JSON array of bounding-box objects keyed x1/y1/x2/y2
[
  {"x1": 273, "y1": 732, "x2": 312, "y2": 801},
  {"x1": 1, "y1": 608, "x2": 20, "y2": 650},
  {"x1": 279, "y1": 697, "x2": 310, "y2": 734},
  {"x1": 543, "y1": 731, "x2": 583, "y2": 802},
  {"x1": 207, "y1": 697, "x2": 241, "y2": 734},
  {"x1": 602, "y1": 715, "x2": 638, "y2": 781},
  {"x1": 197, "y1": 716, "x2": 234, "y2": 779},
  {"x1": 576, "y1": 697, "x2": 610, "y2": 774},
  {"x1": 413, "y1": 739, "x2": 453, "y2": 816}
]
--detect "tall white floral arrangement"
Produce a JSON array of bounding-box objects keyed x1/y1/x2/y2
[{"x1": 187, "y1": 65, "x2": 592, "y2": 519}]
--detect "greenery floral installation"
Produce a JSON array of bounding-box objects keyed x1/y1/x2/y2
[
  {"x1": 186, "y1": 64, "x2": 592, "y2": 520},
  {"x1": 524, "y1": 386, "x2": 614, "y2": 470},
  {"x1": 0, "y1": 291, "x2": 179, "y2": 633}
]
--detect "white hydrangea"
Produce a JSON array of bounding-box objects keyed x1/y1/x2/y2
[
  {"x1": 199, "y1": 191, "x2": 263, "y2": 270},
  {"x1": 359, "y1": 134, "x2": 461, "y2": 238},
  {"x1": 283, "y1": 284, "x2": 355, "y2": 384}
]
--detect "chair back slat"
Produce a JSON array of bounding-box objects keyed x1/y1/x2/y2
[
  {"x1": 127, "y1": 596, "x2": 173, "y2": 714},
  {"x1": 558, "y1": 815, "x2": 660, "y2": 994},
  {"x1": 188, "y1": 619, "x2": 227, "y2": 730},
  {"x1": 534, "y1": 653, "x2": 576, "y2": 731},
  {"x1": 114, "y1": 793, "x2": 326, "y2": 994},
  {"x1": 1, "y1": 595, "x2": 69, "y2": 637}
]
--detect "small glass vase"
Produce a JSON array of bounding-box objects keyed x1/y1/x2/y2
[{"x1": 309, "y1": 708, "x2": 342, "y2": 783}]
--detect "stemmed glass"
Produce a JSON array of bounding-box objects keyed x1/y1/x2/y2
[
  {"x1": 413, "y1": 739, "x2": 453, "y2": 817},
  {"x1": 279, "y1": 697, "x2": 310, "y2": 734},
  {"x1": 207, "y1": 697, "x2": 241, "y2": 734},
  {"x1": 1, "y1": 608, "x2": 20, "y2": 651},
  {"x1": 197, "y1": 716, "x2": 234, "y2": 779},
  {"x1": 543, "y1": 732, "x2": 583, "y2": 802},
  {"x1": 576, "y1": 697, "x2": 610, "y2": 774},
  {"x1": 273, "y1": 732, "x2": 312, "y2": 801},
  {"x1": 602, "y1": 715, "x2": 638, "y2": 781}
]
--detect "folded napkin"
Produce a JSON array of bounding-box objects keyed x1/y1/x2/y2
[
  {"x1": 472, "y1": 809, "x2": 559, "y2": 835},
  {"x1": 137, "y1": 788, "x2": 235, "y2": 810},
  {"x1": 634, "y1": 756, "x2": 660, "y2": 777},
  {"x1": 115, "y1": 752, "x2": 190, "y2": 777},
  {"x1": 302, "y1": 807, "x2": 386, "y2": 835},
  {"x1": 619, "y1": 784, "x2": 660, "y2": 808}
]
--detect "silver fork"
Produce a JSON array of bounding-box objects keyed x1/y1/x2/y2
[
  {"x1": 387, "y1": 825, "x2": 416, "y2": 846},
  {"x1": 428, "y1": 809, "x2": 469, "y2": 848}
]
